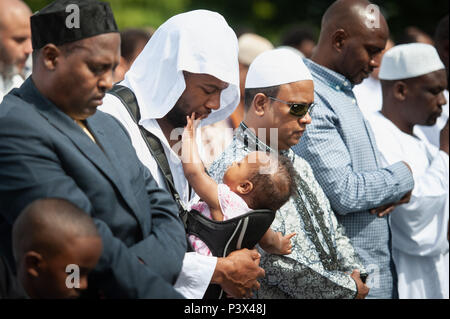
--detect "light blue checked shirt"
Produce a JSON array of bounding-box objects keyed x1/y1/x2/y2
[
  {"x1": 209, "y1": 123, "x2": 365, "y2": 299},
  {"x1": 293, "y1": 59, "x2": 414, "y2": 299}
]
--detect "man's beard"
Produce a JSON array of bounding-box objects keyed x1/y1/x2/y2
[
  {"x1": 0, "y1": 62, "x2": 17, "y2": 80},
  {"x1": 0, "y1": 48, "x2": 19, "y2": 80},
  {"x1": 165, "y1": 100, "x2": 189, "y2": 129}
]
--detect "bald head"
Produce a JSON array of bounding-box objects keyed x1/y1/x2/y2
[
  {"x1": 0, "y1": 0, "x2": 31, "y2": 25},
  {"x1": 321, "y1": 0, "x2": 387, "y2": 35},
  {"x1": 0, "y1": 0, "x2": 32, "y2": 77},
  {"x1": 313, "y1": 0, "x2": 389, "y2": 84},
  {"x1": 12, "y1": 198, "x2": 99, "y2": 265}
]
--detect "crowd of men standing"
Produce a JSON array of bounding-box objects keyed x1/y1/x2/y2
[{"x1": 0, "y1": 0, "x2": 448, "y2": 300}]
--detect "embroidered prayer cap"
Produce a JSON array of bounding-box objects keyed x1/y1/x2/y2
[
  {"x1": 379, "y1": 43, "x2": 445, "y2": 80},
  {"x1": 245, "y1": 48, "x2": 313, "y2": 89},
  {"x1": 31, "y1": 0, "x2": 118, "y2": 50},
  {"x1": 121, "y1": 10, "x2": 240, "y2": 127},
  {"x1": 238, "y1": 33, "x2": 274, "y2": 66}
]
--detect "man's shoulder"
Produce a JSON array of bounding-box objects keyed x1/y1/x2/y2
[
  {"x1": 0, "y1": 89, "x2": 31, "y2": 115},
  {"x1": 0, "y1": 92, "x2": 46, "y2": 132}
]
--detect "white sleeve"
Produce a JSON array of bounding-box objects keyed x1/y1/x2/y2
[
  {"x1": 391, "y1": 150, "x2": 449, "y2": 256},
  {"x1": 174, "y1": 252, "x2": 217, "y2": 299}
]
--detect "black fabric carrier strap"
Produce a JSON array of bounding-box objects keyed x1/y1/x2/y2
[
  {"x1": 108, "y1": 85, "x2": 188, "y2": 224},
  {"x1": 187, "y1": 208, "x2": 275, "y2": 299}
]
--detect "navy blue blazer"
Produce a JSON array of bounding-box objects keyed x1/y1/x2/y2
[{"x1": 0, "y1": 78, "x2": 186, "y2": 298}]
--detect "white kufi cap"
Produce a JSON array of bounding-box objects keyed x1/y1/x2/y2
[
  {"x1": 379, "y1": 43, "x2": 445, "y2": 80},
  {"x1": 245, "y1": 48, "x2": 313, "y2": 89}
]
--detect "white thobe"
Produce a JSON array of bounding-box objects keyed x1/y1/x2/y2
[
  {"x1": 0, "y1": 74, "x2": 24, "y2": 104},
  {"x1": 353, "y1": 76, "x2": 383, "y2": 120},
  {"x1": 99, "y1": 94, "x2": 217, "y2": 299},
  {"x1": 368, "y1": 111, "x2": 449, "y2": 299},
  {"x1": 415, "y1": 90, "x2": 449, "y2": 148}
]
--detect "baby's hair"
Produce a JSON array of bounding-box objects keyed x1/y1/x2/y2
[{"x1": 248, "y1": 154, "x2": 297, "y2": 212}]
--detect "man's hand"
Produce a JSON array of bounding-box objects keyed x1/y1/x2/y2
[
  {"x1": 370, "y1": 189, "x2": 413, "y2": 217},
  {"x1": 397, "y1": 189, "x2": 412, "y2": 205},
  {"x1": 370, "y1": 203, "x2": 395, "y2": 218},
  {"x1": 350, "y1": 269, "x2": 369, "y2": 299},
  {"x1": 211, "y1": 248, "x2": 265, "y2": 298}
]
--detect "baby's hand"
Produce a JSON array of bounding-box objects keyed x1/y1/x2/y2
[
  {"x1": 277, "y1": 232, "x2": 296, "y2": 255},
  {"x1": 183, "y1": 113, "x2": 196, "y2": 140},
  {"x1": 183, "y1": 112, "x2": 205, "y2": 141}
]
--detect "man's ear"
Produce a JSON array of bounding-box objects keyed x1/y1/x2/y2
[
  {"x1": 41, "y1": 44, "x2": 62, "y2": 71},
  {"x1": 252, "y1": 93, "x2": 269, "y2": 116},
  {"x1": 237, "y1": 180, "x2": 253, "y2": 195},
  {"x1": 393, "y1": 81, "x2": 408, "y2": 101},
  {"x1": 24, "y1": 251, "x2": 44, "y2": 278},
  {"x1": 332, "y1": 29, "x2": 348, "y2": 52}
]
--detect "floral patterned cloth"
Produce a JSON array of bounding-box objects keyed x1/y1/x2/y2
[
  {"x1": 189, "y1": 184, "x2": 251, "y2": 256},
  {"x1": 208, "y1": 122, "x2": 365, "y2": 299}
]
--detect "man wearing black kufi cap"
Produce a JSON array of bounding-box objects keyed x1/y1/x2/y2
[{"x1": 0, "y1": 0, "x2": 186, "y2": 298}]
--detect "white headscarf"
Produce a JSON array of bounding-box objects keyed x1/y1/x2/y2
[{"x1": 121, "y1": 10, "x2": 240, "y2": 126}]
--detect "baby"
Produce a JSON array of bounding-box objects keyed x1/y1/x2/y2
[{"x1": 182, "y1": 113, "x2": 296, "y2": 256}]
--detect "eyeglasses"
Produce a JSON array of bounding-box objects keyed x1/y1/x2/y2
[{"x1": 268, "y1": 96, "x2": 316, "y2": 118}]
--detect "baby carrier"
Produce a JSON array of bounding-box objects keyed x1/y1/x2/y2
[{"x1": 109, "y1": 85, "x2": 276, "y2": 299}]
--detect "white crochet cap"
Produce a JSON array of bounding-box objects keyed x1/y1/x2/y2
[
  {"x1": 379, "y1": 43, "x2": 445, "y2": 80},
  {"x1": 245, "y1": 48, "x2": 313, "y2": 89}
]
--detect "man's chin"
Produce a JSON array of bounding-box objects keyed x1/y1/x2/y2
[
  {"x1": 0, "y1": 63, "x2": 18, "y2": 79},
  {"x1": 352, "y1": 76, "x2": 365, "y2": 85},
  {"x1": 426, "y1": 116, "x2": 440, "y2": 126}
]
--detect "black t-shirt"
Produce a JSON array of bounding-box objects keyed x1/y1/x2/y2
[{"x1": 0, "y1": 255, "x2": 27, "y2": 299}]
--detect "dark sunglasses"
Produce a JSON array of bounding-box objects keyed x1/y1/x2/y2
[{"x1": 268, "y1": 96, "x2": 316, "y2": 118}]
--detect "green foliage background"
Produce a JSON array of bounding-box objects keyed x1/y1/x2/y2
[{"x1": 24, "y1": 0, "x2": 449, "y2": 44}]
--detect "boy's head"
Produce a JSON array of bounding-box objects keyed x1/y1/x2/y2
[
  {"x1": 12, "y1": 198, "x2": 102, "y2": 299},
  {"x1": 223, "y1": 151, "x2": 297, "y2": 211}
]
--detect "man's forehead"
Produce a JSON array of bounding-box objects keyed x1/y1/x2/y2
[
  {"x1": 418, "y1": 69, "x2": 447, "y2": 86},
  {"x1": 185, "y1": 71, "x2": 229, "y2": 89},
  {"x1": 70, "y1": 33, "x2": 120, "y2": 54},
  {"x1": 279, "y1": 80, "x2": 314, "y2": 101}
]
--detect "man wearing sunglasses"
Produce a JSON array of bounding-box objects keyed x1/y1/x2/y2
[{"x1": 209, "y1": 48, "x2": 369, "y2": 299}]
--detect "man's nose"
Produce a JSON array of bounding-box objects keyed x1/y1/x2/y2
[
  {"x1": 370, "y1": 56, "x2": 381, "y2": 69},
  {"x1": 99, "y1": 70, "x2": 114, "y2": 92},
  {"x1": 299, "y1": 112, "x2": 312, "y2": 125},
  {"x1": 205, "y1": 93, "x2": 221, "y2": 110},
  {"x1": 437, "y1": 91, "x2": 447, "y2": 107},
  {"x1": 23, "y1": 38, "x2": 33, "y2": 55}
]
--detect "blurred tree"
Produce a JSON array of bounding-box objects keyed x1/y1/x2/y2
[
  {"x1": 186, "y1": 0, "x2": 448, "y2": 44},
  {"x1": 24, "y1": 0, "x2": 448, "y2": 43},
  {"x1": 24, "y1": 0, "x2": 190, "y2": 29}
]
